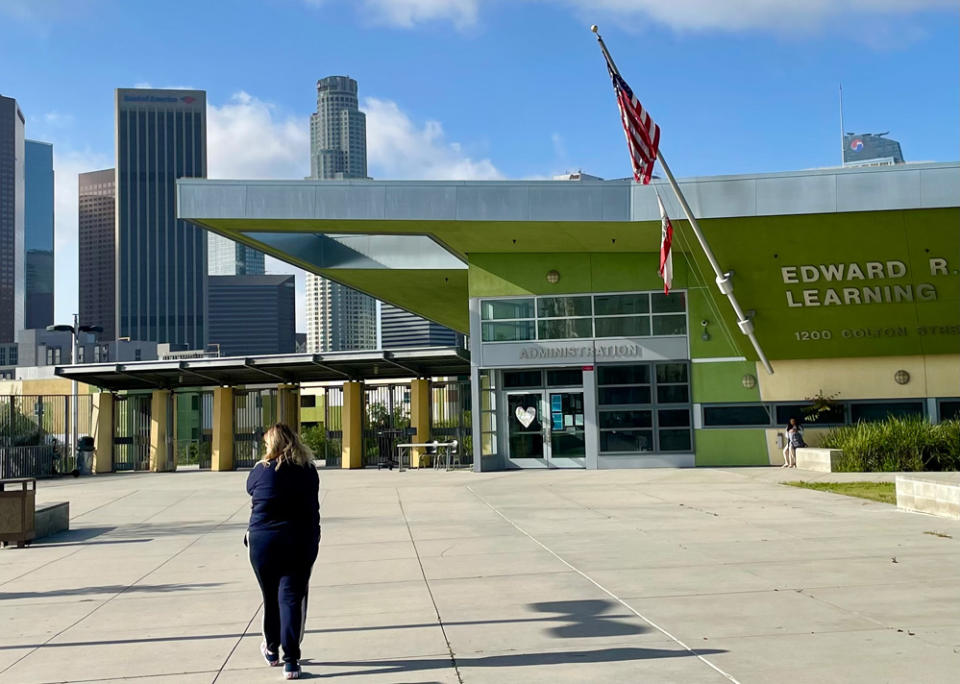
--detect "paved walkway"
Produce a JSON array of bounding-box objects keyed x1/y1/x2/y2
[{"x1": 2, "y1": 467, "x2": 959, "y2": 683}]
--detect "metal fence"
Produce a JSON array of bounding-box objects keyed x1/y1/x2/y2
[
  {"x1": 0, "y1": 394, "x2": 93, "y2": 478},
  {"x1": 431, "y1": 380, "x2": 473, "y2": 468},
  {"x1": 316, "y1": 386, "x2": 343, "y2": 467},
  {"x1": 234, "y1": 389, "x2": 277, "y2": 468},
  {"x1": 175, "y1": 391, "x2": 213, "y2": 469},
  {"x1": 364, "y1": 384, "x2": 413, "y2": 468},
  {"x1": 114, "y1": 394, "x2": 151, "y2": 471}
]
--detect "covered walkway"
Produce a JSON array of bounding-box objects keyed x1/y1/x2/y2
[{"x1": 54, "y1": 348, "x2": 470, "y2": 473}]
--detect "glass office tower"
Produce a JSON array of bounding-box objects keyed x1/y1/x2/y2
[
  {"x1": 0, "y1": 94, "x2": 25, "y2": 343},
  {"x1": 115, "y1": 88, "x2": 207, "y2": 347},
  {"x1": 24, "y1": 139, "x2": 54, "y2": 330}
]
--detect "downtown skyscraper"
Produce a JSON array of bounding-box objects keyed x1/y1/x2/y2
[
  {"x1": 24, "y1": 139, "x2": 54, "y2": 330},
  {"x1": 0, "y1": 94, "x2": 25, "y2": 343},
  {"x1": 306, "y1": 76, "x2": 377, "y2": 353},
  {"x1": 78, "y1": 168, "x2": 115, "y2": 337},
  {"x1": 115, "y1": 88, "x2": 207, "y2": 347}
]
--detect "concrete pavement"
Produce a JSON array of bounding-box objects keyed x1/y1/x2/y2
[{"x1": 1, "y1": 466, "x2": 959, "y2": 683}]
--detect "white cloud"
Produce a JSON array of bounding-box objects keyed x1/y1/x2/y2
[
  {"x1": 562, "y1": 0, "x2": 956, "y2": 32},
  {"x1": 207, "y1": 91, "x2": 310, "y2": 179},
  {"x1": 42, "y1": 111, "x2": 74, "y2": 128},
  {"x1": 359, "y1": 0, "x2": 479, "y2": 28},
  {"x1": 364, "y1": 97, "x2": 502, "y2": 179},
  {"x1": 52, "y1": 148, "x2": 112, "y2": 323},
  {"x1": 318, "y1": 0, "x2": 953, "y2": 32}
]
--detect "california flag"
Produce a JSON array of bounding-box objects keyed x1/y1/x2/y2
[{"x1": 656, "y1": 194, "x2": 674, "y2": 294}]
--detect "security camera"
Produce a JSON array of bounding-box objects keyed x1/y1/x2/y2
[{"x1": 700, "y1": 320, "x2": 709, "y2": 327}]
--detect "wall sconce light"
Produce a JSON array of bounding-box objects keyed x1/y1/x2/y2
[
  {"x1": 742, "y1": 374, "x2": 757, "y2": 389},
  {"x1": 700, "y1": 319, "x2": 710, "y2": 341},
  {"x1": 894, "y1": 369, "x2": 910, "y2": 385},
  {"x1": 546, "y1": 270, "x2": 560, "y2": 284}
]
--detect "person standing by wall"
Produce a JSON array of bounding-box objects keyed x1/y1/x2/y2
[
  {"x1": 246, "y1": 424, "x2": 321, "y2": 680},
  {"x1": 781, "y1": 417, "x2": 804, "y2": 468}
]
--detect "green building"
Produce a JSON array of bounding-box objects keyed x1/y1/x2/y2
[{"x1": 163, "y1": 162, "x2": 956, "y2": 469}]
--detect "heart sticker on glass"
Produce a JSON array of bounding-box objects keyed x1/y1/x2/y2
[{"x1": 515, "y1": 406, "x2": 537, "y2": 428}]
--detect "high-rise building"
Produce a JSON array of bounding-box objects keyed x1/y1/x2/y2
[
  {"x1": 208, "y1": 274, "x2": 295, "y2": 356},
  {"x1": 843, "y1": 132, "x2": 905, "y2": 167},
  {"x1": 306, "y1": 76, "x2": 377, "y2": 352},
  {"x1": 24, "y1": 139, "x2": 54, "y2": 330},
  {"x1": 379, "y1": 303, "x2": 461, "y2": 349},
  {"x1": 78, "y1": 168, "x2": 116, "y2": 337},
  {"x1": 208, "y1": 234, "x2": 265, "y2": 275},
  {"x1": 306, "y1": 276, "x2": 377, "y2": 352},
  {"x1": 115, "y1": 88, "x2": 207, "y2": 347},
  {"x1": 310, "y1": 76, "x2": 367, "y2": 180},
  {"x1": 0, "y1": 94, "x2": 25, "y2": 343}
]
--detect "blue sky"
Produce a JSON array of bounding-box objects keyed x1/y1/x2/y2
[{"x1": 1, "y1": 0, "x2": 957, "y2": 328}]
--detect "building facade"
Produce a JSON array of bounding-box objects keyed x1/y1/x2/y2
[
  {"x1": 208, "y1": 233, "x2": 265, "y2": 275},
  {"x1": 78, "y1": 168, "x2": 116, "y2": 338},
  {"x1": 208, "y1": 274, "x2": 295, "y2": 356},
  {"x1": 179, "y1": 162, "x2": 960, "y2": 471},
  {"x1": 115, "y1": 88, "x2": 207, "y2": 347},
  {"x1": 380, "y1": 302, "x2": 460, "y2": 349},
  {"x1": 24, "y1": 139, "x2": 54, "y2": 330},
  {"x1": 306, "y1": 76, "x2": 377, "y2": 352},
  {"x1": 843, "y1": 132, "x2": 905, "y2": 167},
  {"x1": 0, "y1": 94, "x2": 25, "y2": 343}
]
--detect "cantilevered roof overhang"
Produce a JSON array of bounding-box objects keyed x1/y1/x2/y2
[
  {"x1": 177, "y1": 164, "x2": 959, "y2": 334},
  {"x1": 55, "y1": 348, "x2": 471, "y2": 392}
]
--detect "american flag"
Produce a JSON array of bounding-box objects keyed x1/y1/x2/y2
[
  {"x1": 603, "y1": 55, "x2": 661, "y2": 184},
  {"x1": 656, "y1": 193, "x2": 674, "y2": 294}
]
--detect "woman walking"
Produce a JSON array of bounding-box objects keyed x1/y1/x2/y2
[{"x1": 246, "y1": 424, "x2": 321, "y2": 680}]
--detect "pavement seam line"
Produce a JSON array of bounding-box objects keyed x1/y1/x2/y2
[
  {"x1": 0, "y1": 498, "x2": 251, "y2": 677},
  {"x1": 466, "y1": 484, "x2": 742, "y2": 684},
  {"x1": 396, "y1": 488, "x2": 465, "y2": 684},
  {"x1": 211, "y1": 601, "x2": 263, "y2": 683}
]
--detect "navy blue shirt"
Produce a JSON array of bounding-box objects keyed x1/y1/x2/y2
[{"x1": 246, "y1": 460, "x2": 321, "y2": 540}]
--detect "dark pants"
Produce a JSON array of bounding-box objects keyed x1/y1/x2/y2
[{"x1": 248, "y1": 528, "x2": 319, "y2": 663}]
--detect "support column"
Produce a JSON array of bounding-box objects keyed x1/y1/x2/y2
[
  {"x1": 278, "y1": 384, "x2": 300, "y2": 429},
  {"x1": 212, "y1": 387, "x2": 235, "y2": 472},
  {"x1": 149, "y1": 390, "x2": 174, "y2": 472},
  {"x1": 341, "y1": 381, "x2": 364, "y2": 469},
  {"x1": 91, "y1": 392, "x2": 114, "y2": 474},
  {"x1": 410, "y1": 378, "x2": 431, "y2": 468}
]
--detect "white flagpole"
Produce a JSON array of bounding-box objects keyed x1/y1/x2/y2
[{"x1": 592, "y1": 26, "x2": 774, "y2": 375}]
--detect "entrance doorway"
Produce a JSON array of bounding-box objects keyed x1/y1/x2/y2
[{"x1": 506, "y1": 390, "x2": 585, "y2": 467}]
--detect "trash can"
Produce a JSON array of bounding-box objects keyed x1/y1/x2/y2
[
  {"x1": 0, "y1": 478, "x2": 36, "y2": 548},
  {"x1": 77, "y1": 436, "x2": 95, "y2": 476}
]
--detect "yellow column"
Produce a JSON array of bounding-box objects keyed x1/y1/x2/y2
[
  {"x1": 212, "y1": 387, "x2": 235, "y2": 472},
  {"x1": 410, "y1": 379, "x2": 431, "y2": 468},
  {"x1": 91, "y1": 392, "x2": 114, "y2": 474},
  {"x1": 341, "y1": 381, "x2": 364, "y2": 469},
  {"x1": 149, "y1": 390, "x2": 173, "y2": 472},
  {"x1": 278, "y1": 384, "x2": 300, "y2": 429}
]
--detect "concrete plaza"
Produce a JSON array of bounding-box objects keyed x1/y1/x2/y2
[{"x1": 1, "y1": 467, "x2": 959, "y2": 683}]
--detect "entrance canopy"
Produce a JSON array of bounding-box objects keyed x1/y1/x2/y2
[{"x1": 55, "y1": 348, "x2": 470, "y2": 391}]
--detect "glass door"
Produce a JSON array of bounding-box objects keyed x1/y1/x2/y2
[
  {"x1": 506, "y1": 392, "x2": 545, "y2": 458},
  {"x1": 548, "y1": 391, "x2": 586, "y2": 460}
]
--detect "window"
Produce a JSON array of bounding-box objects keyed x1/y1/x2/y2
[
  {"x1": 704, "y1": 404, "x2": 773, "y2": 427},
  {"x1": 938, "y1": 400, "x2": 960, "y2": 421},
  {"x1": 503, "y1": 370, "x2": 542, "y2": 388},
  {"x1": 479, "y1": 290, "x2": 688, "y2": 343},
  {"x1": 774, "y1": 403, "x2": 845, "y2": 426},
  {"x1": 849, "y1": 401, "x2": 924, "y2": 423},
  {"x1": 546, "y1": 368, "x2": 582, "y2": 387},
  {"x1": 598, "y1": 361, "x2": 692, "y2": 454},
  {"x1": 300, "y1": 394, "x2": 317, "y2": 408}
]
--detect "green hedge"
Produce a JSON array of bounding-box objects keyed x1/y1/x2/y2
[{"x1": 820, "y1": 417, "x2": 960, "y2": 472}]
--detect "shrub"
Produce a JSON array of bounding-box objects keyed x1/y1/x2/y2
[{"x1": 821, "y1": 417, "x2": 960, "y2": 472}]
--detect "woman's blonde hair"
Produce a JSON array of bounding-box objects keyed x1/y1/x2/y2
[{"x1": 261, "y1": 423, "x2": 314, "y2": 468}]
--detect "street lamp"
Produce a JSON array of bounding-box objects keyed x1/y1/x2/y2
[{"x1": 47, "y1": 315, "x2": 103, "y2": 468}]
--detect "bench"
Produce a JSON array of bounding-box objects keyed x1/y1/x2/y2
[
  {"x1": 34, "y1": 502, "x2": 70, "y2": 540},
  {"x1": 796, "y1": 448, "x2": 843, "y2": 472},
  {"x1": 896, "y1": 476, "x2": 960, "y2": 520}
]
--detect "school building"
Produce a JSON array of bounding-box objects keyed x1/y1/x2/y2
[{"x1": 57, "y1": 161, "x2": 960, "y2": 471}]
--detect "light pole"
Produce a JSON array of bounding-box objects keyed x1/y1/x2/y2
[{"x1": 47, "y1": 316, "x2": 102, "y2": 467}]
